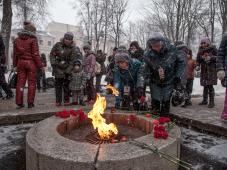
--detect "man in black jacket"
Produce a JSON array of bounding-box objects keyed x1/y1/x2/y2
[{"x1": 0, "y1": 35, "x2": 13, "y2": 99}]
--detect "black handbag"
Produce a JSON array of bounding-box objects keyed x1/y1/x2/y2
[{"x1": 8, "y1": 71, "x2": 17, "y2": 89}]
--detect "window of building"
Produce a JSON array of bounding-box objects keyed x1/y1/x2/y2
[
  {"x1": 39, "y1": 40, "x2": 43, "y2": 45},
  {"x1": 48, "y1": 41, "x2": 51, "y2": 46}
]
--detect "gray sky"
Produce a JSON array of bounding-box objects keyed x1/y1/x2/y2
[{"x1": 48, "y1": 0, "x2": 149, "y2": 26}]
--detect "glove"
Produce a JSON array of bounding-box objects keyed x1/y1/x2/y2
[
  {"x1": 137, "y1": 87, "x2": 144, "y2": 98},
  {"x1": 86, "y1": 73, "x2": 91, "y2": 80},
  {"x1": 195, "y1": 66, "x2": 200, "y2": 71},
  {"x1": 13, "y1": 67, "x2": 17, "y2": 72},
  {"x1": 217, "y1": 70, "x2": 225, "y2": 80},
  {"x1": 174, "y1": 77, "x2": 181, "y2": 89}
]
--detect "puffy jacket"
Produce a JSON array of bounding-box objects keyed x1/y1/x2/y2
[
  {"x1": 144, "y1": 38, "x2": 185, "y2": 86},
  {"x1": 83, "y1": 52, "x2": 96, "y2": 78},
  {"x1": 114, "y1": 59, "x2": 144, "y2": 90},
  {"x1": 50, "y1": 41, "x2": 80, "y2": 78},
  {"x1": 13, "y1": 30, "x2": 42, "y2": 68}
]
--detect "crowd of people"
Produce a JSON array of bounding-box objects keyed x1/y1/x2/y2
[{"x1": 1, "y1": 21, "x2": 227, "y2": 121}]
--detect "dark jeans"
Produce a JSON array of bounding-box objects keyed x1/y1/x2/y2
[
  {"x1": 37, "y1": 70, "x2": 46, "y2": 90},
  {"x1": 0, "y1": 72, "x2": 13, "y2": 96},
  {"x1": 96, "y1": 74, "x2": 103, "y2": 92},
  {"x1": 55, "y1": 77, "x2": 70, "y2": 104},
  {"x1": 203, "y1": 85, "x2": 215, "y2": 101},
  {"x1": 185, "y1": 79, "x2": 194, "y2": 102},
  {"x1": 86, "y1": 77, "x2": 96, "y2": 101},
  {"x1": 152, "y1": 99, "x2": 170, "y2": 116}
]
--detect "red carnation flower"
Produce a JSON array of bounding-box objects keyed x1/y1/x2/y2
[
  {"x1": 58, "y1": 110, "x2": 70, "y2": 118},
  {"x1": 69, "y1": 110, "x2": 78, "y2": 117},
  {"x1": 158, "y1": 117, "x2": 171, "y2": 124}
]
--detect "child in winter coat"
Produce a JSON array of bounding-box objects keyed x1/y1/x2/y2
[
  {"x1": 69, "y1": 60, "x2": 86, "y2": 106},
  {"x1": 182, "y1": 49, "x2": 197, "y2": 107}
]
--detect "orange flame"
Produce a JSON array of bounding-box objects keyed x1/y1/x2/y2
[
  {"x1": 88, "y1": 94, "x2": 118, "y2": 140},
  {"x1": 106, "y1": 84, "x2": 119, "y2": 96}
]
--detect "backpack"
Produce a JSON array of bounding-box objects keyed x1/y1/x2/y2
[{"x1": 95, "y1": 62, "x2": 101, "y2": 74}]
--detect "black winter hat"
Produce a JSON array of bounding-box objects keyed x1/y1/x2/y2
[
  {"x1": 73, "y1": 59, "x2": 82, "y2": 66},
  {"x1": 64, "y1": 32, "x2": 74, "y2": 41}
]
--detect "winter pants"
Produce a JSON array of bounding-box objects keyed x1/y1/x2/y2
[
  {"x1": 221, "y1": 88, "x2": 227, "y2": 120},
  {"x1": 86, "y1": 77, "x2": 96, "y2": 101},
  {"x1": 55, "y1": 77, "x2": 70, "y2": 104},
  {"x1": 185, "y1": 79, "x2": 194, "y2": 103},
  {"x1": 72, "y1": 90, "x2": 83, "y2": 103},
  {"x1": 37, "y1": 70, "x2": 46, "y2": 91},
  {"x1": 96, "y1": 74, "x2": 103, "y2": 92},
  {"x1": 0, "y1": 72, "x2": 13, "y2": 97},
  {"x1": 202, "y1": 85, "x2": 215, "y2": 102},
  {"x1": 16, "y1": 60, "x2": 37, "y2": 105},
  {"x1": 152, "y1": 99, "x2": 170, "y2": 116}
]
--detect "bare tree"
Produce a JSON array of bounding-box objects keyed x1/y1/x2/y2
[
  {"x1": 13, "y1": 0, "x2": 49, "y2": 27},
  {"x1": 1, "y1": 0, "x2": 13, "y2": 65},
  {"x1": 110, "y1": 0, "x2": 128, "y2": 47},
  {"x1": 219, "y1": 0, "x2": 227, "y2": 34}
]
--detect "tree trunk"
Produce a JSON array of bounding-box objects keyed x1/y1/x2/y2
[
  {"x1": 222, "y1": 0, "x2": 227, "y2": 34},
  {"x1": 1, "y1": 0, "x2": 13, "y2": 67}
]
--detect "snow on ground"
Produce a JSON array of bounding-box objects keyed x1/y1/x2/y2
[
  {"x1": 0, "y1": 123, "x2": 34, "y2": 159},
  {"x1": 181, "y1": 127, "x2": 227, "y2": 165}
]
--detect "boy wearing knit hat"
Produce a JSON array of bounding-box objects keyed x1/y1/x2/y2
[{"x1": 114, "y1": 50, "x2": 144, "y2": 110}]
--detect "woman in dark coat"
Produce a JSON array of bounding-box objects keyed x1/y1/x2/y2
[
  {"x1": 196, "y1": 37, "x2": 217, "y2": 108},
  {"x1": 129, "y1": 41, "x2": 144, "y2": 62}
]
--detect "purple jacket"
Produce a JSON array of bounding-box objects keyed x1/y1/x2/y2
[{"x1": 83, "y1": 52, "x2": 96, "y2": 78}]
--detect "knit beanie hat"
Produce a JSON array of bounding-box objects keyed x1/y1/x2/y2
[
  {"x1": 23, "y1": 21, "x2": 36, "y2": 33},
  {"x1": 64, "y1": 32, "x2": 74, "y2": 41},
  {"x1": 115, "y1": 51, "x2": 130, "y2": 63}
]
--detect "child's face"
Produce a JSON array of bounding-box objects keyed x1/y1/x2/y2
[{"x1": 74, "y1": 65, "x2": 80, "y2": 71}]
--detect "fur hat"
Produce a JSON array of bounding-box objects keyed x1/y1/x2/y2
[
  {"x1": 200, "y1": 37, "x2": 210, "y2": 45},
  {"x1": 130, "y1": 41, "x2": 140, "y2": 49},
  {"x1": 115, "y1": 51, "x2": 130, "y2": 63},
  {"x1": 64, "y1": 32, "x2": 74, "y2": 41},
  {"x1": 83, "y1": 44, "x2": 91, "y2": 50},
  {"x1": 23, "y1": 21, "x2": 36, "y2": 33},
  {"x1": 73, "y1": 59, "x2": 82, "y2": 66}
]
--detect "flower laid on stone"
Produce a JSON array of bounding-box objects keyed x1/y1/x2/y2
[
  {"x1": 55, "y1": 110, "x2": 70, "y2": 118},
  {"x1": 158, "y1": 117, "x2": 171, "y2": 124},
  {"x1": 153, "y1": 117, "x2": 170, "y2": 139},
  {"x1": 55, "y1": 109, "x2": 87, "y2": 123}
]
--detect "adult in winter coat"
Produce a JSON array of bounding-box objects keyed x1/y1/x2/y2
[
  {"x1": 144, "y1": 33, "x2": 185, "y2": 116},
  {"x1": 0, "y1": 34, "x2": 14, "y2": 100},
  {"x1": 114, "y1": 50, "x2": 144, "y2": 110},
  {"x1": 175, "y1": 41, "x2": 189, "y2": 86},
  {"x1": 50, "y1": 32, "x2": 81, "y2": 106},
  {"x1": 182, "y1": 49, "x2": 197, "y2": 107},
  {"x1": 105, "y1": 47, "x2": 118, "y2": 85},
  {"x1": 37, "y1": 53, "x2": 47, "y2": 92},
  {"x1": 13, "y1": 22, "x2": 43, "y2": 109},
  {"x1": 216, "y1": 34, "x2": 227, "y2": 121},
  {"x1": 83, "y1": 45, "x2": 96, "y2": 103},
  {"x1": 129, "y1": 41, "x2": 144, "y2": 62},
  {"x1": 196, "y1": 37, "x2": 217, "y2": 108},
  {"x1": 69, "y1": 60, "x2": 86, "y2": 106},
  {"x1": 96, "y1": 50, "x2": 106, "y2": 92}
]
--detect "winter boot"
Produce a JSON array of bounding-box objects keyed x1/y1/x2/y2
[
  {"x1": 161, "y1": 100, "x2": 170, "y2": 117},
  {"x1": 181, "y1": 99, "x2": 192, "y2": 108},
  {"x1": 199, "y1": 87, "x2": 208, "y2": 105},
  {"x1": 28, "y1": 103, "x2": 35, "y2": 108},
  {"x1": 151, "y1": 100, "x2": 161, "y2": 115},
  {"x1": 16, "y1": 104, "x2": 25, "y2": 109},
  {"x1": 208, "y1": 87, "x2": 215, "y2": 108},
  {"x1": 79, "y1": 100, "x2": 86, "y2": 106}
]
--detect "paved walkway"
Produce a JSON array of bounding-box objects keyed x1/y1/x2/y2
[{"x1": 0, "y1": 89, "x2": 227, "y2": 137}]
